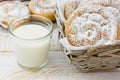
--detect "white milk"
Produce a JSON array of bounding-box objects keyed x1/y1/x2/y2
[{"x1": 12, "y1": 24, "x2": 51, "y2": 68}]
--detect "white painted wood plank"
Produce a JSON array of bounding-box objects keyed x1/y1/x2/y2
[{"x1": 0, "y1": 51, "x2": 120, "y2": 80}]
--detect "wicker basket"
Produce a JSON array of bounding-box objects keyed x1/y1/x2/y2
[{"x1": 55, "y1": 0, "x2": 120, "y2": 72}]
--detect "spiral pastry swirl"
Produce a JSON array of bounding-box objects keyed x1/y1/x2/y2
[{"x1": 65, "y1": 1, "x2": 120, "y2": 46}]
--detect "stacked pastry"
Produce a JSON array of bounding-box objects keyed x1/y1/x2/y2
[
  {"x1": 0, "y1": 0, "x2": 56, "y2": 29},
  {"x1": 64, "y1": 0, "x2": 120, "y2": 47},
  {"x1": 0, "y1": 1, "x2": 30, "y2": 28},
  {"x1": 64, "y1": 0, "x2": 120, "y2": 19},
  {"x1": 28, "y1": 0, "x2": 56, "y2": 21}
]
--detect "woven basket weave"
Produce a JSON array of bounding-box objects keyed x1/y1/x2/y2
[
  {"x1": 64, "y1": 45, "x2": 120, "y2": 72},
  {"x1": 55, "y1": 5, "x2": 120, "y2": 72}
]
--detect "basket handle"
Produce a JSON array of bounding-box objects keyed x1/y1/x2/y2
[{"x1": 55, "y1": 6, "x2": 65, "y2": 38}]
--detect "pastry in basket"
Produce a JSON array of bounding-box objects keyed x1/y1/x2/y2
[
  {"x1": 110, "y1": 0, "x2": 120, "y2": 11},
  {"x1": 64, "y1": 0, "x2": 101, "y2": 19},
  {"x1": 0, "y1": 1, "x2": 30, "y2": 29},
  {"x1": 64, "y1": 0, "x2": 120, "y2": 20},
  {"x1": 28, "y1": 0, "x2": 56, "y2": 21},
  {"x1": 65, "y1": 1, "x2": 120, "y2": 47},
  {"x1": 64, "y1": 0, "x2": 80, "y2": 19}
]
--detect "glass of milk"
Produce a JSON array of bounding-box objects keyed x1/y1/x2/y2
[{"x1": 8, "y1": 15, "x2": 53, "y2": 70}]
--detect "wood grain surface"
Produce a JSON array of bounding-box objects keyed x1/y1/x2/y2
[{"x1": 0, "y1": 51, "x2": 120, "y2": 80}]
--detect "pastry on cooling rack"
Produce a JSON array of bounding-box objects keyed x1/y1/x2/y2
[
  {"x1": 64, "y1": 0, "x2": 120, "y2": 20},
  {"x1": 65, "y1": 1, "x2": 120, "y2": 46},
  {"x1": 0, "y1": 1, "x2": 30, "y2": 29},
  {"x1": 28, "y1": 0, "x2": 56, "y2": 21}
]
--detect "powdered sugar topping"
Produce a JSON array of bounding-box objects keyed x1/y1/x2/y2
[
  {"x1": 69, "y1": 4, "x2": 120, "y2": 46},
  {"x1": 0, "y1": 1, "x2": 30, "y2": 28},
  {"x1": 33, "y1": 0, "x2": 56, "y2": 13}
]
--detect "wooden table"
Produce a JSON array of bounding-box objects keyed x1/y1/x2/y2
[
  {"x1": 1, "y1": 51, "x2": 120, "y2": 80},
  {"x1": 0, "y1": 26, "x2": 120, "y2": 80}
]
